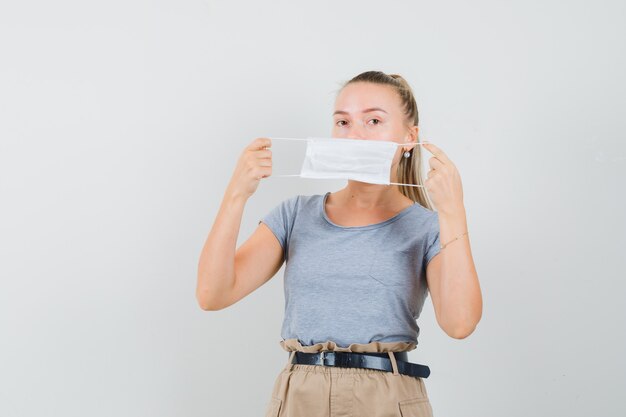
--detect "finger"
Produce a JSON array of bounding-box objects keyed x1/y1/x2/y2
[
  {"x1": 421, "y1": 142, "x2": 451, "y2": 164},
  {"x1": 424, "y1": 176, "x2": 434, "y2": 191},
  {"x1": 250, "y1": 137, "x2": 272, "y2": 150},
  {"x1": 427, "y1": 156, "x2": 445, "y2": 171},
  {"x1": 427, "y1": 167, "x2": 438, "y2": 178},
  {"x1": 255, "y1": 149, "x2": 272, "y2": 159}
]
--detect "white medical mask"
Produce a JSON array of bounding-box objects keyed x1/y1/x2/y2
[{"x1": 269, "y1": 137, "x2": 429, "y2": 187}]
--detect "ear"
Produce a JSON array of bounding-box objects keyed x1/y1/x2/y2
[
  {"x1": 412, "y1": 125, "x2": 419, "y2": 141},
  {"x1": 403, "y1": 125, "x2": 419, "y2": 151}
]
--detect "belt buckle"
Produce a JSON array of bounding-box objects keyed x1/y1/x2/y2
[{"x1": 318, "y1": 351, "x2": 326, "y2": 366}]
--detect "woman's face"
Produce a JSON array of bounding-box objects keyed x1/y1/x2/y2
[{"x1": 331, "y1": 81, "x2": 416, "y2": 145}]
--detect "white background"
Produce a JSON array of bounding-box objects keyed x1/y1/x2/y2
[{"x1": 1, "y1": 1, "x2": 624, "y2": 416}]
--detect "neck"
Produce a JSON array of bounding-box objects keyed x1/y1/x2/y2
[{"x1": 336, "y1": 183, "x2": 405, "y2": 209}]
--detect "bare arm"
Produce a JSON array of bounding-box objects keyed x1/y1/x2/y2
[
  {"x1": 421, "y1": 141, "x2": 482, "y2": 339},
  {"x1": 196, "y1": 190, "x2": 247, "y2": 310},
  {"x1": 196, "y1": 137, "x2": 282, "y2": 311},
  {"x1": 426, "y1": 209, "x2": 482, "y2": 339}
]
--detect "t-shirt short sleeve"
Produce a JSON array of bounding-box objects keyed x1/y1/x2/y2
[
  {"x1": 424, "y1": 211, "x2": 441, "y2": 267},
  {"x1": 258, "y1": 195, "x2": 300, "y2": 253}
]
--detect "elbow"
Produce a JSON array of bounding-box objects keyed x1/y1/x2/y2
[
  {"x1": 197, "y1": 299, "x2": 223, "y2": 311},
  {"x1": 446, "y1": 325, "x2": 475, "y2": 339},
  {"x1": 441, "y1": 304, "x2": 483, "y2": 339},
  {"x1": 196, "y1": 289, "x2": 224, "y2": 311},
  {"x1": 443, "y1": 319, "x2": 480, "y2": 339},
  {"x1": 198, "y1": 300, "x2": 220, "y2": 311}
]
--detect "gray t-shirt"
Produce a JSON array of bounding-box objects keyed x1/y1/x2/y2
[{"x1": 259, "y1": 191, "x2": 441, "y2": 348}]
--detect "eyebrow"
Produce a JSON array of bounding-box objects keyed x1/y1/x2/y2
[{"x1": 332, "y1": 107, "x2": 388, "y2": 116}]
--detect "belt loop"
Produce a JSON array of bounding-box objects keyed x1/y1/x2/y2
[
  {"x1": 284, "y1": 351, "x2": 296, "y2": 371},
  {"x1": 387, "y1": 352, "x2": 400, "y2": 376}
]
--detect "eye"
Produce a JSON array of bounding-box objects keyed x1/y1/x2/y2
[
  {"x1": 336, "y1": 120, "x2": 348, "y2": 127},
  {"x1": 368, "y1": 118, "x2": 381, "y2": 125}
]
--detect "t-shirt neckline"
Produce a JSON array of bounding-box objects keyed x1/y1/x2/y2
[{"x1": 321, "y1": 191, "x2": 416, "y2": 230}]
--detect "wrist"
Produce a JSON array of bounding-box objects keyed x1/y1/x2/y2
[
  {"x1": 438, "y1": 207, "x2": 468, "y2": 248},
  {"x1": 438, "y1": 203, "x2": 466, "y2": 220},
  {"x1": 224, "y1": 185, "x2": 249, "y2": 205}
]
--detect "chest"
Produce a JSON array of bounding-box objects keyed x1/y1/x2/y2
[{"x1": 285, "y1": 226, "x2": 426, "y2": 289}]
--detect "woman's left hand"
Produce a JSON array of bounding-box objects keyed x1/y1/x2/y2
[{"x1": 421, "y1": 142, "x2": 465, "y2": 215}]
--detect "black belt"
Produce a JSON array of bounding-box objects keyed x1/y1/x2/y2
[{"x1": 290, "y1": 351, "x2": 430, "y2": 378}]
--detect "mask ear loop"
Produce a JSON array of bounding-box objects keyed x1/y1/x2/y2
[{"x1": 266, "y1": 137, "x2": 432, "y2": 187}]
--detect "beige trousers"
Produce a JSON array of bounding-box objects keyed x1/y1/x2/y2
[{"x1": 264, "y1": 338, "x2": 434, "y2": 417}]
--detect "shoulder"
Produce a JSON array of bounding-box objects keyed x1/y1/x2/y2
[
  {"x1": 284, "y1": 193, "x2": 324, "y2": 208},
  {"x1": 294, "y1": 193, "x2": 323, "y2": 207},
  {"x1": 411, "y1": 202, "x2": 439, "y2": 223},
  {"x1": 272, "y1": 193, "x2": 323, "y2": 215},
  {"x1": 404, "y1": 204, "x2": 440, "y2": 242}
]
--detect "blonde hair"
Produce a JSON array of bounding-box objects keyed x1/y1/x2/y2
[{"x1": 337, "y1": 71, "x2": 435, "y2": 210}]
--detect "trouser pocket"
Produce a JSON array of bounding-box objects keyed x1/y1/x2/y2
[{"x1": 398, "y1": 396, "x2": 433, "y2": 417}]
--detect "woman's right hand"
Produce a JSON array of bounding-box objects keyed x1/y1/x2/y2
[{"x1": 225, "y1": 137, "x2": 273, "y2": 200}]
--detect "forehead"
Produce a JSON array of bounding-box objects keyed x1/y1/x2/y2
[{"x1": 334, "y1": 82, "x2": 400, "y2": 112}]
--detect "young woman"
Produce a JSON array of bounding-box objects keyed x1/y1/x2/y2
[{"x1": 197, "y1": 71, "x2": 482, "y2": 417}]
